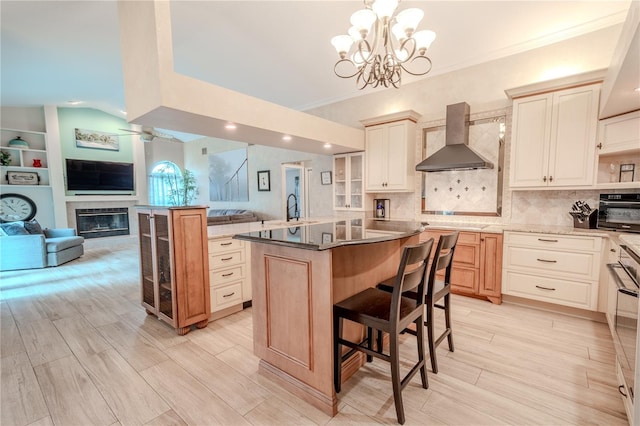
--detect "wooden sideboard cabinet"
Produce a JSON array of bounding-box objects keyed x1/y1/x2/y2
[
  {"x1": 137, "y1": 206, "x2": 210, "y2": 335},
  {"x1": 420, "y1": 230, "x2": 503, "y2": 304}
]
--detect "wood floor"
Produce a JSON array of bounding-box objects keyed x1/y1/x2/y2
[{"x1": 0, "y1": 239, "x2": 628, "y2": 426}]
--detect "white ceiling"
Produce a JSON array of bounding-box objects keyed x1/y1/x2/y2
[{"x1": 0, "y1": 0, "x2": 633, "y2": 136}]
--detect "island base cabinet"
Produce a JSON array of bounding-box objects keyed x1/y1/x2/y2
[{"x1": 249, "y1": 236, "x2": 416, "y2": 416}]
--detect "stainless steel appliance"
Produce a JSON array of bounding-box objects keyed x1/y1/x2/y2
[
  {"x1": 598, "y1": 193, "x2": 640, "y2": 233},
  {"x1": 608, "y1": 242, "x2": 640, "y2": 419},
  {"x1": 374, "y1": 199, "x2": 390, "y2": 220}
]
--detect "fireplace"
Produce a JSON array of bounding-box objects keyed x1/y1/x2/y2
[{"x1": 75, "y1": 208, "x2": 130, "y2": 239}]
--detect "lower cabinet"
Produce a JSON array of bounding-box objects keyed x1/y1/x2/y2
[
  {"x1": 208, "y1": 236, "x2": 250, "y2": 320},
  {"x1": 502, "y1": 231, "x2": 602, "y2": 310},
  {"x1": 420, "y1": 230, "x2": 503, "y2": 304}
]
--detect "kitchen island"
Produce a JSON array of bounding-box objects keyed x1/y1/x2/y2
[{"x1": 234, "y1": 218, "x2": 425, "y2": 416}]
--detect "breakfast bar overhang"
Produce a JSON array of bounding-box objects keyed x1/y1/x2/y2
[{"x1": 234, "y1": 219, "x2": 425, "y2": 416}]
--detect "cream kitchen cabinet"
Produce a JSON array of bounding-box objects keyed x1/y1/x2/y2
[
  {"x1": 502, "y1": 231, "x2": 602, "y2": 310},
  {"x1": 595, "y1": 110, "x2": 640, "y2": 189},
  {"x1": 208, "y1": 236, "x2": 250, "y2": 320},
  {"x1": 509, "y1": 84, "x2": 600, "y2": 189},
  {"x1": 333, "y1": 152, "x2": 364, "y2": 211},
  {"x1": 362, "y1": 111, "x2": 419, "y2": 193}
]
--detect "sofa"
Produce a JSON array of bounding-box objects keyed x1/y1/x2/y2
[
  {"x1": 207, "y1": 209, "x2": 259, "y2": 226},
  {"x1": 0, "y1": 220, "x2": 84, "y2": 271}
]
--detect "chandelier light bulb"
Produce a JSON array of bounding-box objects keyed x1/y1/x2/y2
[
  {"x1": 394, "y1": 48, "x2": 409, "y2": 62},
  {"x1": 371, "y1": 0, "x2": 398, "y2": 20},
  {"x1": 391, "y1": 23, "x2": 406, "y2": 42},
  {"x1": 395, "y1": 8, "x2": 423, "y2": 35},
  {"x1": 413, "y1": 30, "x2": 437, "y2": 52},
  {"x1": 350, "y1": 9, "x2": 376, "y2": 35},
  {"x1": 348, "y1": 26, "x2": 362, "y2": 41},
  {"x1": 331, "y1": 35, "x2": 354, "y2": 57}
]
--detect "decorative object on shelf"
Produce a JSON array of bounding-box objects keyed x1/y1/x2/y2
[
  {"x1": 0, "y1": 151, "x2": 11, "y2": 166},
  {"x1": 163, "y1": 168, "x2": 199, "y2": 206},
  {"x1": 32, "y1": 159, "x2": 42, "y2": 168},
  {"x1": 257, "y1": 170, "x2": 271, "y2": 191},
  {"x1": 620, "y1": 163, "x2": 635, "y2": 183},
  {"x1": 331, "y1": 0, "x2": 436, "y2": 89},
  {"x1": 8, "y1": 136, "x2": 29, "y2": 148},
  {"x1": 0, "y1": 193, "x2": 37, "y2": 222},
  {"x1": 321, "y1": 171, "x2": 332, "y2": 185},
  {"x1": 6, "y1": 171, "x2": 39, "y2": 185},
  {"x1": 75, "y1": 128, "x2": 120, "y2": 151}
]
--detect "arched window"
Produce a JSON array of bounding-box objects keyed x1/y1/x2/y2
[{"x1": 148, "y1": 161, "x2": 183, "y2": 205}]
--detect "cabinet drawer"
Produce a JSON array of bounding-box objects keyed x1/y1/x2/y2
[
  {"x1": 504, "y1": 232, "x2": 602, "y2": 252},
  {"x1": 210, "y1": 249, "x2": 244, "y2": 269},
  {"x1": 503, "y1": 270, "x2": 596, "y2": 309},
  {"x1": 210, "y1": 265, "x2": 245, "y2": 287},
  {"x1": 504, "y1": 246, "x2": 599, "y2": 280},
  {"x1": 454, "y1": 244, "x2": 480, "y2": 268},
  {"x1": 209, "y1": 238, "x2": 243, "y2": 253},
  {"x1": 211, "y1": 282, "x2": 243, "y2": 311},
  {"x1": 450, "y1": 266, "x2": 479, "y2": 294}
]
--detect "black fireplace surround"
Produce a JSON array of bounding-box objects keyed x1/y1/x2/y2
[{"x1": 75, "y1": 208, "x2": 130, "y2": 239}]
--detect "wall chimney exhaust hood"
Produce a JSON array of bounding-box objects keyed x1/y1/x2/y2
[{"x1": 415, "y1": 102, "x2": 494, "y2": 172}]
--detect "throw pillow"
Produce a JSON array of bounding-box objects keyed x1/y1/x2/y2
[
  {"x1": 24, "y1": 219, "x2": 44, "y2": 235},
  {"x1": 0, "y1": 222, "x2": 29, "y2": 236}
]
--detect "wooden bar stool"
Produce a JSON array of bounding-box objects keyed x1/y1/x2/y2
[
  {"x1": 378, "y1": 231, "x2": 459, "y2": 374},
  {"x1": 333, "y1": 239, "x2": 434, "y2": 425}
]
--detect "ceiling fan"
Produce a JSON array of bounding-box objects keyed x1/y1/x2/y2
[{"x1": 118, "y1": 126, "x2": 183, "y2": 143}]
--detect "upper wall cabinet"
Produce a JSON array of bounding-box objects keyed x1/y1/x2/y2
[
  {"x1": 595, "y1": 110, "x2": 640, "y2": 189},
  {"x1": 362, "y1": 110, "x2": 420, "y2": 193},
  {"x1": 333, "y1": 152, "x2": 365, "y2": 211},
  {"x1": 509, "y1": 83, "x2": 600, "y2": 189}
]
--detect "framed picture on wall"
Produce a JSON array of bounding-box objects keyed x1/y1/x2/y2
[
  {"x1": 75, "y1": 128, "x2": 120, "y2": 151},
  {"x1": 257, "y1": 170, "x2": 271, "y2": 191},
  {"x1": 321, "y1": 171, "x2": 332, "y2": 185}
]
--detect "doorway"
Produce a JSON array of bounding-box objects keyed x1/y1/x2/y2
[{"x1": 281, "y1": 163, "x2": 311, "y2": 221}]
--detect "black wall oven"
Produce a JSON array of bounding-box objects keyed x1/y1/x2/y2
[{"x1": 598, "y1": 193, "x2": 640, "y2": 233}]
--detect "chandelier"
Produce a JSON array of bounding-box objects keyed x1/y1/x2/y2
[{"x1": 331, "y1": 0, "x2": 436, "y2": 89}]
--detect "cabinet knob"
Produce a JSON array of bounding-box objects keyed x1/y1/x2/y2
[
  {"x1": 549, "y1": 176, "x2": 553, "y2": 182},
  {"x1": 596, "y1": 143, "x2": 602, "y2": 149},
  {"x1": 543, "y1": 176, "x2": 547, "y2": 182}
]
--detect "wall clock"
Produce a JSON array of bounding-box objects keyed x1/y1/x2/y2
[{"x1": 0, "y1": 193, "x2": 37, "y2": 222}]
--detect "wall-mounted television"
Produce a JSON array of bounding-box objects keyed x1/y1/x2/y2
[{"x1": 66, "y1": 159, "x2": 134, "y2": 191}]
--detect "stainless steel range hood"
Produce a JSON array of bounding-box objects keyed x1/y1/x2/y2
[{"x1": 415, "y1": 102, "x2": 494, "y2": 172}]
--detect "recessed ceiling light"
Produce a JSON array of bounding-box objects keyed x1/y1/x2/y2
[
  {"x1": 120, "y1": 110, "x2": 127, "y2": 116},
  {"x1": 634, "y1": 87, "x2": 640, "y2": 92},
  {"x1": 67, "y1": 100, "x2": 83, "y2": 105},
  {"x1": 323, "y1": 143, "x2": 332, "y2": 149},
  {"x1": 225, "y1": 123, "x2": 237, "y2": 130},
  {"x1": 282, "y1": 135, "x2": 292, "y2": 141}
]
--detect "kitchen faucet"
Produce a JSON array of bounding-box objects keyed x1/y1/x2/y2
[{"x1": 286, "y1": 193, "x2": 298, "y2": 221}]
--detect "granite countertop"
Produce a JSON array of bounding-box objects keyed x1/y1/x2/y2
[{"x1": 233, "y1": 218, "x2": 425, "y2": 251}]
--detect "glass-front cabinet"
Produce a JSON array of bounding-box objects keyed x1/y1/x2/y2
[
  {"x1": 137, "y1": 206, "x2": 210, "y2": 335},
  {"x1": 333, "y1": 152, "x2": 364, "y2": 211}
]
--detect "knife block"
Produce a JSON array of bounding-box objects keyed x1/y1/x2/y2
[{"x1": 573, "y1": 209, "x2": 598, "y2": 229}]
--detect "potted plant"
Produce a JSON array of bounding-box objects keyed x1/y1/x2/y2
[
  {"x1": 165, "y1": 168, "x2": 199, "y2": 206},
  {"x1": 0, "y1": 151, "x2": 11, "y2": 166}
]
